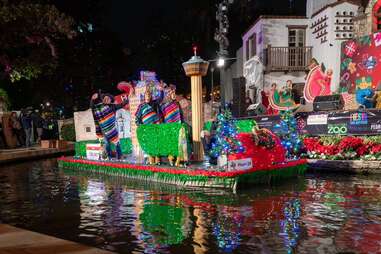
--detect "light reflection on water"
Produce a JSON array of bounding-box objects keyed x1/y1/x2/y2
[{"x1": 1, "y1": 159, "x2": 381, "y2": 253}]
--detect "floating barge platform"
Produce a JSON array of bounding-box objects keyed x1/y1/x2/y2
[{"x1": 58, "y1": 157, "x2": 307, "y2": 191}]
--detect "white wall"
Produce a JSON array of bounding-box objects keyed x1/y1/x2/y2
[
  {"x1": 74, "y1": 110, "x2": 97, "y2": 142},
  {"x1": 306, "y1": 0, "x2": 337, "y2": 18},
  {"x1": 307, "y1": 2, "x2": 359, "y2": 92},
  {"x1": 221, "y1": 47, "x2": 244, "y2": 102},
  {"x1": 243, "y1": 17, "x2": 309, "y2": 102},
  {"x1": 262, "y1": 18, "x2": 309, "y2": 47}
]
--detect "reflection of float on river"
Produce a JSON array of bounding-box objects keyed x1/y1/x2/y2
[
  {"x1": 297, "y1": 177, "x2": 381, "y2": 253},
  {"x1": 64, "y1": 168, "x2": 311, "y2": 252}
]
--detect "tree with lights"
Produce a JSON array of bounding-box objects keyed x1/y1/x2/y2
[
  {"x1": 210, "y1": 109, "x2": 244, "y2": 159},
  {"x1": 273, "y1": 110, "x2": 303, "y2": 159}
]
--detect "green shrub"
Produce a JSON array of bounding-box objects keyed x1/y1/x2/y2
[{"x1": 61, "y1": 124, "x2": 75, "y2": 141}]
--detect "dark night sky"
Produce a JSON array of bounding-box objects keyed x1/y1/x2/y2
[
  {"x1": 104, "y1": 0, "x2": 306, "y2": 55},
  {"x1": 4, "y1": 0, "x2": 307, "y2": 110},
  {"x1": 106, "y1": 1, "x2": 184, "y2": 45}
]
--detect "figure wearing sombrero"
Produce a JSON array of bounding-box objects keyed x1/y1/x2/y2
[
  {"x1": 160, "y1": 84, "x2": 183, "y2": 124},
  {"x1": 160, "y1": 85, "x2": 188, "y2": 166},
  {"x1": 90, "y1": 92, "x2": 126, "y2": 160},
  {"x1": 135, "y1": 87, "x2": 164, "y2": 165}
]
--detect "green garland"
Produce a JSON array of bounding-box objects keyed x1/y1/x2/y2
[
  {"x1": 59, "y1": 160, "x2": 236, "y2": 188},
  {"x1": 236, "y1": 119, "x2": 258, "y2": 133},
  {"x1": 203, "y1": 119, "x2": 257, "y2": 134},
  {"x1": 137, "y1": 123, "x2": 190, "y2": 157},
  {"x1": 75, "y1": 138, "x2": 132, "y2": 157}
]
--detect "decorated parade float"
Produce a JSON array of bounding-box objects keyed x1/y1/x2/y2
[{"x1": 58, "y1": 52, "x2": 307, "y2": 191}]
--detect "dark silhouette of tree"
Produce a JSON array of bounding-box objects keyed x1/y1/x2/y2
[{"x1": 0, "y1": 0, "x2": 76, "y2": 82}]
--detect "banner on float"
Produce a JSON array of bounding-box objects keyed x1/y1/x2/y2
[
  {"x1": 86, "y1": 144, "x2": 102, "y2": 160},
  {"x1": 250, "y1": 109, "x2": 381, "y2": 136},
  {"x1": 228, "y1": 158, "x2": 253, "y2": 171},
  {"x1": 307, "y1": 114, "x2": 328, "y2": 125}
]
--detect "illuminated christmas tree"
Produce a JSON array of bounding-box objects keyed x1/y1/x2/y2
[
  {"x1": 274, "y1": 110, "x2": 303, "y2": 159},
  {"x1": 210, "y1": 109, "x2": 244, "y2": 158}
]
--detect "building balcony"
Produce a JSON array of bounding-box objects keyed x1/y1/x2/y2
[{"x1": 265, "y1": 46, "x2": 312, "y2": 72}]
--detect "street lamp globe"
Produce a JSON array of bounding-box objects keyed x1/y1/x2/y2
[{"x1": 217, "y1": 58, "x2": 225, "y2": 67}]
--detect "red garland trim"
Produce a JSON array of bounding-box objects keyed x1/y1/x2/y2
[{"x1": 58, "y1": 157, "x2": 307, "y2": 178}]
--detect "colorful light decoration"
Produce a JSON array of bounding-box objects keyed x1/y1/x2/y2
[
  {"x1": 210, "y1": 109, "x2": 245, "y2": 159},
  {"x1": 213, "y1": 213, "x2": 242, "y2": 253},
  {"x1": 279, "y1": 199, "x2": 302, "y2": 253},
  {"x1": 273, "y1": 110, "x2": 303, "y2": 159}
]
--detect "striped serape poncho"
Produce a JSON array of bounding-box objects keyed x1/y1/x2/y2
[
  {"x1": 161, "y1": 101, "x2": 182, "y2": 123},
  {"x1": 92, "y1": 102, "x2": 119, "y2": 144},
  {"x1": 135, "y1": 103, "x2": 161, "y2": 125}
]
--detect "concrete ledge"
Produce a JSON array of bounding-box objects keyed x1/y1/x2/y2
[
  {"x1": 0, "y1": 224, "x2": 113, "y2": 254},
  {"x1": 307, "y1": 159, "x2": 381, "y2": 174},
  {"x1": 0, "y1": 144, "x2": 74, "y2": 165}
]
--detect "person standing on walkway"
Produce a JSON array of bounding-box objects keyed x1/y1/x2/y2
[
  {"x1": 20, "y1": 110, "x2": 32, "y2": 147},
  {"x1": 9, "y1": 112, "x2": 23, "y2": 147},
  {"x1": 31, "y1": 110, "x2": 44, "y2": 143}
]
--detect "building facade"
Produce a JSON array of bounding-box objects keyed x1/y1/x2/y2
[
  {"x1": 222, "y1": 0, "x2": 379, "y2": 106},
  {"x1": 242, "y1": 16, "x2": 310, "y2": 103}
]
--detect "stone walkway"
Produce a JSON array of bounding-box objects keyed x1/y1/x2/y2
[
  {"x1": 308, "y1": 159, "x2": 381, "y2": 174},
  {"x1": 0, "y1": 145, "x2": 74, "y2": 164},
  {"x1": 0, "y1": 224, "x2": 113, "y2": 254}
]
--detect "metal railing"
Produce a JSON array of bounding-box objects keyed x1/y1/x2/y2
[{"x1": 265, "y1": 45, "x2": 312, "y2": 72}]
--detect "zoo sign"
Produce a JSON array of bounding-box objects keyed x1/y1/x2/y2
[{"x1": 328, "y1": 124, "x2": 348, "y2": 135}]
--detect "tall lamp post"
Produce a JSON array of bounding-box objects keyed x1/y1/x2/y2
[
  {"x1": 208, "y1": 57, "x2": 237, "y2": 103},
  {"x1": 183, "y1": 47, "x2": 210, "y2": 161},
  {"x1": 215, "y1": 0, "x2": 234, "y2": 103}
]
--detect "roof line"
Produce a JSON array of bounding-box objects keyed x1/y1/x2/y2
[
  {"x1": 242, "y1": 15, "x2": 307, "y2": 38},
  {"x1": 311, "y1": 0, "x2": 361, "y2": 18}
]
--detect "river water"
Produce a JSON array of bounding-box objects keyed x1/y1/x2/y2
[{"x1": 1, "y1": 159, "x2": 381, "y2": 253}]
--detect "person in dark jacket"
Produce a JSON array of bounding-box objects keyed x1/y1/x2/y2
[
  {"x1": 31, "y1": 110, "x2": 44, "y2": 143},
  {"x1": 20, "y1": 110, "x2": 32, "y2": 147}
]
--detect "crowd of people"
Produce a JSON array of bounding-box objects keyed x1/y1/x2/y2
[{"x1": 0, "y1": 108, "x2": 59, "y2": 149}]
